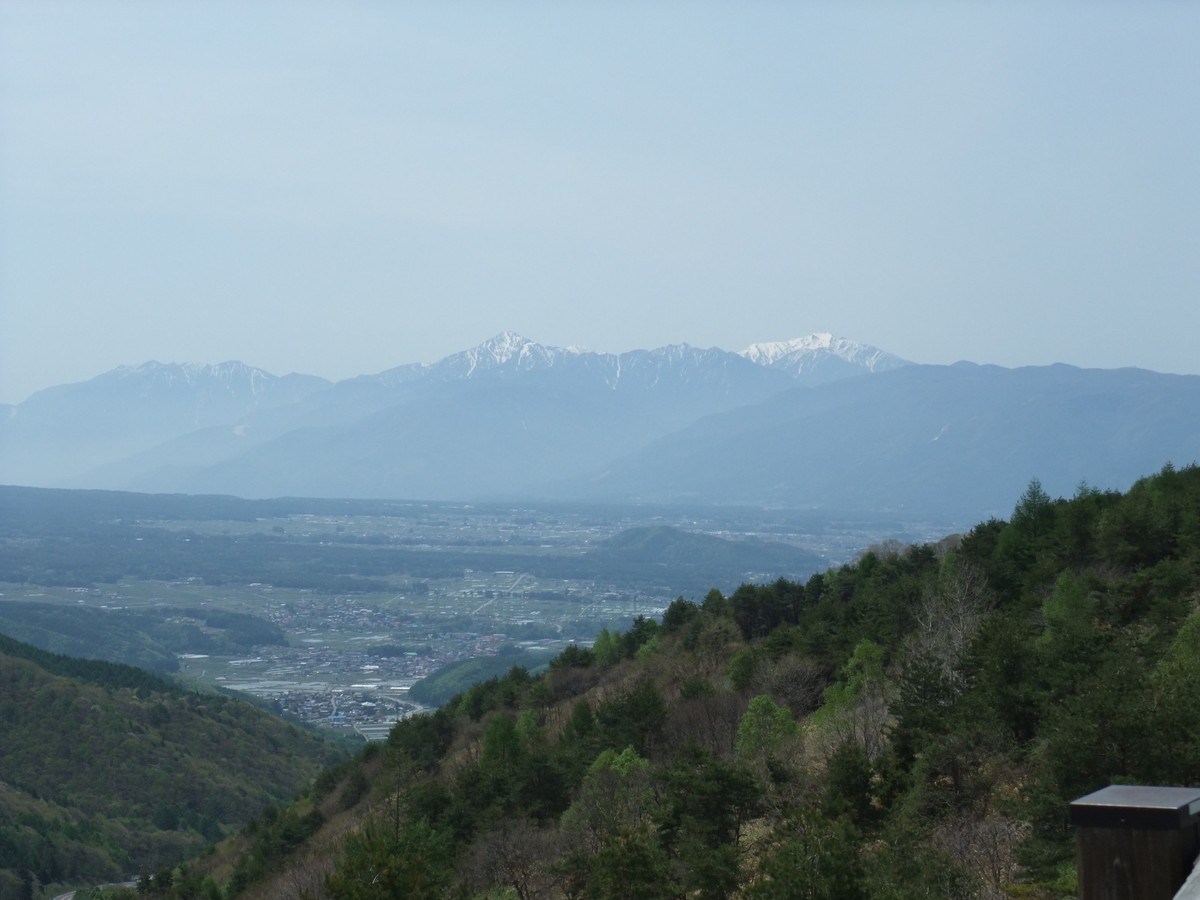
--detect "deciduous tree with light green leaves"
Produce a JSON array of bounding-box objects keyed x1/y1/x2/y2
[{"x1": 737, "y1": 694, "x2": 797, "y2": 778}]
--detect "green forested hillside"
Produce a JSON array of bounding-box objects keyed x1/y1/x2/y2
[
  {"x1": 0, "y1": 637, "x2": 344, "y2": 899},
  {"x1": 35, "y1": 464, "x2": 1200, "y2": 899},
  {"x1": 408, "y1": 650, "x2": 557, "y2": 708}
]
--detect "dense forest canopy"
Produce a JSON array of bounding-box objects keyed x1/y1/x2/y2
[{"x1": 112, "y1": 462, "x2": 1199, "y2": 900}]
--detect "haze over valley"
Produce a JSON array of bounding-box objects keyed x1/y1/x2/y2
[{"x1": 0, "y1": 484, "x2": 840, "y2": 734}]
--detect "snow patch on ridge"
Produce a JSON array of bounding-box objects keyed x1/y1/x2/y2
[
  {"x1": 739, "y1": 334, "x2": 911, "y2": 375},
  {"x1": 740, "y1": 333, "x2": 837, "y2": 365},
  {"x1": 111, "y1": 360, "x2": 275, "y2": 396}
]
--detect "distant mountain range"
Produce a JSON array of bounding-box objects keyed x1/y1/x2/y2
[{"x1": 3, "y1": 332, "x2": 1197, "y2": 525}]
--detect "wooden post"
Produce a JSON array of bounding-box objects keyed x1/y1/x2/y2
[{"x1": 1070, "y1": 785, "x2": 1200, "y2": 900}]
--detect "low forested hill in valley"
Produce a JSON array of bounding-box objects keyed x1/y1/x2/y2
[{"x1": 584, "y1": 525, "x2": 824, "y2": 589}]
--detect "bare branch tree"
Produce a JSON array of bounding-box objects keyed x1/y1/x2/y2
[{"x1": 903, "y1": 557, "x2": 993, "y2": 686}]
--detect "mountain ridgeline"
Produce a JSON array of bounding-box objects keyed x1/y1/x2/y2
[
  {"x1": 115, "y1": 463, "x2": 1200, "y2": 899},
  {"x1": 19, "y1": 332, "x2": 1200, "y2": 524},
  {"x1": 1, "y1": 333, "x2": 907, "y2": 503},
  {"x1": 0, "y1": 333, "x2": 1147, "y2": 528}
]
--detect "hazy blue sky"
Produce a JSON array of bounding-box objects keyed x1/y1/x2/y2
[{"x1": 2, "y1": 2, "x2": 1197, "y2": 403}]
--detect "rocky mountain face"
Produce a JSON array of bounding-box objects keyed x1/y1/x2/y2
[{"x1": 4, "y1": 334, "x2": 1197, "y2": 528}]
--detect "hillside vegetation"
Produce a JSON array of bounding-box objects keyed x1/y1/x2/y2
[
  {"x1": 0, "y1": 636, "x2": 345, "y2": 899},
  {"x1": 32, "y1": 463, "x2": 1200, "y2": 898},
  {"x1": 408, "y1": 651, "x2": 558, "y2": 709}
]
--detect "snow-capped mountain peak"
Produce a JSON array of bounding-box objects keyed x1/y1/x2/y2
[
  {"x1": 740, "y1": 334, "x2": 836, "y2": 365},
  {"x1": 442, "y1": 332, "x2": 590, "y2": 377},
  {"x1": 739, "y1": 334, "x2": 911, "y2": 381},
  {"x1": 469, "y1": 332, "x2": 559, "y2": 367},
  {"x1": 474, "y1": 331, "x2": 537, "y2": 365}
]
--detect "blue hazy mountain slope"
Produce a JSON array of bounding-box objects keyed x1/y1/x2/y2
[
  {"x1": 6, "y1": 337, "x2": 1194, "y2": 530},
  {"x1": 0, "y1": 362, "x2": 331, "y2": 485},
  {"x1": 560, "y1": 363, "x2": 1200, "y2": 523},
  {"x1": 127, "y1": 349, "x2": 797, "y2": 500},
  {"x1": 1, "y1": 333, "x2": 895, "y2": 494}
]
